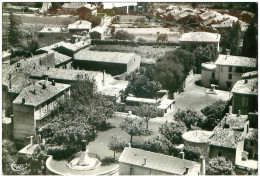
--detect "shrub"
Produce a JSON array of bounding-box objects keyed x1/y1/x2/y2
[
  {"x1": 114, "y1": 30, "x2": 135, "y2": 40},
  {"x1": 183, "y1": 146, "x2": 202, "y2": 162},
  {"x1": 101, "y1": 157, "x2": 117, "y2": 166},
  {"x1": 47, "y1": 146, "x2": 78, "y2": 161},
  {"x1": 137, "y1": 37, "x2": 146, "y2": 42}
]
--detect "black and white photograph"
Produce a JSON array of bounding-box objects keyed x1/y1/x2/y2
[{"x1": 1, "y1": 0, "x2": 258, "y2": 183}]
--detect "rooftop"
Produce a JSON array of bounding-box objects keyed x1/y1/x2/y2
[
  {"x1": 74, "y1": 50, "x2": 136, "y2": 64},
  {"x1": 219, "y1": 113, "x2": 248, "y2": 131},
  {"x1": 182, "y1": 130, "x2": 213, "y2": 143},
  {"x1": 119, "y1": 147, "x2": 201, "y2": 175},
  {"x1": 68, "y1": 20, "x2": 92, "y2": 30},
  {"x1": 38, "y1": 27, "x2": 68, "y2": 33},
  {"x1": 13, "y1": 80, "x2": 70, "y2": 107},
  {"x1": 98, "y1": 80, "x2": 128, "y2": 97},
  {"x1": 126, "y1": 96, "x2": 157, "y2": 105},
  {"x1": 62, "y1": 3, "x2": 96, "y2": 10},
  {"x1": 202, "y1": 62, "x2": 216, "y2": 71},
  {"x1": 103, "y1": 2, "x2": 137, "y2": 9},
  {"x1": 231, "y1": 78, "x2": 258, "y2": 95},
  {"x1": 215, "y1": 55, "x2": 257, "y2": 68},
  {"x1": 18, "y1": 144, "x2": 39, "y2": 156},
  {"x1": 209, "y1": 127, "x2": 243, "y2": 149},
  {"x1": 58, "y1": 41, "x2": 88, "y2": 52},
  {"x1": 242, "y1": 71, "x2": 258, "y2": 79},
  {"x1": 179, "y1": 32, "x2": 221, "y2": 43}
]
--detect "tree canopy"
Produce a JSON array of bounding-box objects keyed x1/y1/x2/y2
[
  {"x1": 108, "y1": 135, "x2": 126, "y2": 158},
  {"x1": 206, "y1": 157, "x2": 234, "y2": 175},
  {"x1": 120, "y1": 116, "x2": 152, "y2": 144},
  {"x1": 137, "y1": 104, "x2": 157, "y2": 129},
  {"x1": 2, "y1": 140, "x2": 17, "y2": 175},
  {"x1": 114, "y1": 30, "x2": 135, "y2": 40}
]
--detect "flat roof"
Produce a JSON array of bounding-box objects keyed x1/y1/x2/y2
[
  {"x1": 215, "y1": 54, "x2": 256, "y2": 68},
  {"x1": 231, "y1": 78, "x2": 258, "y2": 95},
  {"x1": 119, "y1": 147, "x2": 201, "y2": 175},
  {"x1": 179, "y1": 32, "x2": 221, "y2": 43},
  {"x1": 68, "y1": 20, "x2": 92, "y2": 30},
  {"x1": 182, "y1": 130, "x2": 213, "y2": 143},
  {"x1": 74, "y1": 49, "x2": 136, "y2": 64},
  {"x1": 98, "y1": 80, "x2": 128, "y2": 97},
  {"x1": 13, "y1": 80, "x2": 70, "y2": 107},
  {"x1": 126, "y1": 96, "x2": 157, "y2": 104}
]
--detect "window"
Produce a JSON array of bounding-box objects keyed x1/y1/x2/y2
[
  {"x1": 228, "y1": 74, "x2": 232, "y2": 80},
  {"x1": 130, "y1": 167, "x2": 134, "y2": 175},
  {"x1": 229, "y1": 66, "x2": 232, "y2": 72},
  {"x1": 211, "y1": 72, "x2": 215, "y2": 79}
]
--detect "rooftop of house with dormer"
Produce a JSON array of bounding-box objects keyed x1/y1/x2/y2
[
  {"x1": 231, "y1": 78, "x2": 258, "y2": 96},
  {"x1": 215, "y1": 55, "x2": 257, "y2": 68},
  {"x1": 13, "y1": 80, "x2": 70, "y2": 107},
  {"x1": 119, "y1": 147, "x2": 201, "y2": 175}
]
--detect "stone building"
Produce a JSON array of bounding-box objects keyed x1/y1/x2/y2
[
  {"x1": 179, "y1": 32, "x2": 221, "y2": 51},
  {"x1": 12, "y1": 80, "x2": 71, "y2": 139},
  {"x1": 119, "y1": 147, "x2": 204, "y2": 175},
  {"x1": 73, "y1": 50, "x2": 140, "y2": 76},
  {"x1": 201, "y1": 55, "x2": 257, "y2": 90},
  {"x1": 231, "y1": 78, "x2": 258, "y2": 115}
]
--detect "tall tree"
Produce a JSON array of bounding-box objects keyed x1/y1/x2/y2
[
  {"x1": 108, "y1": 135, "x2": 126, "y2": 158},
  {"x1": 2, "y1": 140, "x2": 17, "y2": 175},
  {"x1": 242, "y1": 19, "x2": 258, "y2": 58},
  {"x1": 230, "y1": 21, "x2": 242, "y2": 56},
  {"x1": 137, "y1": 104, "x2": 157, "y2": 129},
  {"x1": 120, "y1": 117, "x2": 152, "y2": 144},
  {"x1": 8, "y1": 12, "x2": 21, "y2": 47}
]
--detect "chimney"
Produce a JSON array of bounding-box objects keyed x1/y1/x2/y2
[
  {"x1": 237, "y1": 110, "x2": 241, "y2": 117},
  {"x1": 128, "y1": 143, "x2": 131, "y2": 148},
  {"x1": 33, "y1": 89, "x2": 36, "y2": 94},
  {"x1": 200, "y1": 158, "x2": 206, "y2": 175},
  {"x1": 47, "y1": 67, "x2": 50, "y2": 70},
  {"x1": 180, "y1": 151, "x2": 185, "y2": 159},
  {"x1": 229, "y1": 106, "x2": 232, "y2": 115},
  {"x1": 22, "y1": 98, "x2": 25, "y2": 104},
  {"x1": 42, "y1": 83, "x2": 46, "y2": 89},
  {"x1": 29, "y1": 135, "x2": 34, "y2": 146},
  {"x1": 245, "y1": 79, "x2": 248, "y2": 84},
  {"x1": 52, "y1": 80, "x2": 55, "y2": 86},
  {"x1": 33, "y1": 65, "x2": 36, "y2": 70},
  {"x1": 183, "y1": 167, "x2": 189, "y2": 175},
  {"x1": 103, "y1": 70, "x2": 105, "y2": 86},
  {"x1": 142, "y1": 157, "x2": 147, "y2": 166}
]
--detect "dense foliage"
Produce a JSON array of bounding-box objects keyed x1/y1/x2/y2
[
  {"x1": 242, "y1": 19, "x2": 258, "y2": 58},
  {"x1": 206, "y1": 157, "x2": 234, "y2": 175},
  {"x1": 157, "y1": 33, "x2": 168, "y2": 42},
  {"x1": 159, "y1": 121, "x2": 187, "y2": 144},
  {"x1": 120, "y1": 116, "x2": 152, "y2": 144},
  {"x1": 79, "y1": 14, "x2": 102, "y2": 27},
  {"x1": 8, "y1": 12, "x2": 21, "y2": 48},
  {"x1": 2, "y1": 140, "x2": 17, "y2": 175},
  {"x1": 125, "y1": 68, "x2": 162, "y2": 98},
  {"x1": 142, "y1": 136, "x2": 169, "y2": 154},
  {"x1": 114, "y1": 30, "x2": 135, "y2": 40},
  {"x1": 200, "y1": 100, "x2": 228, "y2": 130},
  {"x1": 155, "y1": 48, "x2": 195, "y2": 94},
  {"x1": 174, "y1": 108, "x2": 204, "y2": 130}
]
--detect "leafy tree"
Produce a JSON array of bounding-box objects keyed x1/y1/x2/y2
[
  {"x1": 142, "y1": 136, "x2": 169, "y2": 154},
  {"x1": 174, "y1": 108, "x2": 204, "y2": 130},
  {"x1": 137, "y1": 104, "x2": 157, "y2": 129},
  {"x1": 206, "y1": 157, "x2": 235, "y2": 175},
  {"x1": 201, "y1": 100, "x2": 228, "y2": 131},
  {"x1": 79, "y1": 14, "x2": 101, "y2": 27},
  {"x1": 159, "y1": 121, "x2": 187, "y2": 144},
  {"x1": 114, "y1": 30, "x2": 135, "y2": 40},
  {"x1": 182, "y1": 146, "x2": 202, "y2": 162},
  {"x1": 157, "y1": 33, "x2": 168, "y2": 42},
  {"x1": 26, "y1": 39, "x2": 39, "y2": 54},
  {"x1": 120, "y1": 117, "x2": 152, "y2": 144},
  {"x1": 155, "y1": 49, "x2": 195, "y2": 94},
  {"x1": 2, "y1": 140, "x2": 17, "y2": 175},
  {"x1": 242, "y1": 19, "x2": 258, "y2": 58},
  {"x1": 8, "y1": 12, "x2": 21, "y2": 47},
  {"x1": 108, "y1": 135, "x2": 126, "y2": 158},
  {"x1": 194, "y1": 44, "x2": 219, "y2": 73},
  {"x1": 230, "y1": 21, "x2": 242, "y2": 56},
  {"x1": 125, "y1": 71, "x2": 162, "y2": 98}
]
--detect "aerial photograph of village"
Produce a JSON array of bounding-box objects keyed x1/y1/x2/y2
[{"x1": 1, "y1": 1, "x2": 258, "y2": 179}]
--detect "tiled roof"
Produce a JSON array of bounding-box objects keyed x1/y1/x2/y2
[
  {"x1": 209, "y1": 127, "x2": 243, "y2": 149},
  {"x1": 231, "y1": 78, "x2": 258, "y2": 95},
  {"x1": 51, "y1": 51, "x2": 72, "y2": 65},
  {"x1": 58, "y1": 41, "x2": 88, "y2": 52},
  {"x1": 242, "y1": 71, "x2": 258, "y2": 79},
  {"x1": 179, "y1": 32, "x2": 221, "y2": 43},
  {"x1": 119, "y1": 147, "x2": 201, "y2": 175},
  {"x1": 74, "y1": 49, "x2": 135, "y2": 64},
  {"x1": 13, "y1": 80, "x2": 70, "y2": 107},
  {"x1": 68, "y1": 20, "x2": 92, "y2": 30},
  {"x1": 215, "y1": 55, "x2": 257, "y2": 68},
  {"x1": 36, "y1": 41, "x2": 66, "y2": 53}
]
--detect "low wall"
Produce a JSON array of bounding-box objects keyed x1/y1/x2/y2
[{"x1": 91, "y1": 39, "x2": 180, "y2": 46}]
